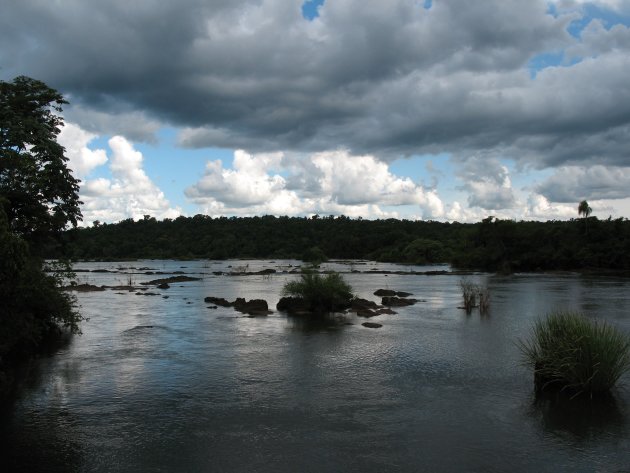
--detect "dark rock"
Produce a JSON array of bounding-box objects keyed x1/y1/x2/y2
[
  {"x1": 163, "y1": 296, "x2": 169, "y2": 299},
  {"x1": 204, "y1": 296, "x2": 232, "y2": 307},
  {"x1": 362, "y1": 322, "x2": 383, "y2": 329},
  {"x1": 382, "y1": 296, "x2": 418, "y2": 307},
  {"x1": 375, "y1": 308, "x2": 397, "y2": 315},
  {"x1": 276, "y1": 296, "x2": 310, "y2": 313},
  {"x1": 142, "y1": 275, "x2": 201, "y2": 285},
  {"x1": 374, "y1": 289, "x2": 413, "y2": 297},
  {"x1": 157, "y1": 283, "x2": 170, "y2": 289},
  {"x1": 356, "y1": 309, "x2": 378, "y2": 318},
  {"x1": 352, "y1": 298, "x2": 380, "y2": 310},
  {"x1": 207, "y1": 305, "x2": 217, "y2": 309},
  {"x1": 63, "y1": 283, "x2": 105, "y2": 292},
  {"x1": 233, "y1": 298, "x2": 271, "y2": 316}
]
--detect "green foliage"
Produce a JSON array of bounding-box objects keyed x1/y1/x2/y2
[
  {"x1": 402, "y1": 238, "x2": 450, "y2": 264},
  {"x1": 1, "y1": 75, "x2": 82, "y2": 248},
  {"x1": 1, "y1": 210, "x2": 82, "y2": 354},
  {"x1": 519, "y1": 311, "x2": 630, "y2": 396},
  {"x1": 301, "y1": 246, "x2": 328, "y2": 265},
  {"x1": 0, "y1": 76, "x2": 84, "y2": 397},
  {"x1": 282, "y1": 271, "x2": 354, "y2": 314}
]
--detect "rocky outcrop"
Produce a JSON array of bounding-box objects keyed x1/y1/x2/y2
[
  {"x1": 350, "y1": 298, "x2": 397, "y2": 318},
  {"x1": 232, "y1": 298, "x2": 271, "y2": 316},
  {"x1": 203, "y1": 296, "x2": 271, "y2": 316}
]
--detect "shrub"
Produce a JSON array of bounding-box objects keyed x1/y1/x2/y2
[
  {"x1": 281, "y1": 271, "x2": 353, "y2": 314},
  {"x1": 519, "y1": 311, "x2": 630, "y2": 397}
]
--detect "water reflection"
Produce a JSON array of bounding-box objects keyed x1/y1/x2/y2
[{"x1": 532, "y1": 391, "x2": 627, "y2": 440}]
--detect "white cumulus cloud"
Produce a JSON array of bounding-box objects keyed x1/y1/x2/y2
[
  {"x1": 186, "y1": 149, "x2": 444, "y2": 219},
  {"x1": 57, "y1": 122, "x2": 108, "y2": 178},
  {"x1": 78, "y1": 136, "x2": 181, "y2": 224}
]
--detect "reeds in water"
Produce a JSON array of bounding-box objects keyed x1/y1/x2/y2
[{"x1": 519, "y1": 310, "x2": 630, "y2": 397}]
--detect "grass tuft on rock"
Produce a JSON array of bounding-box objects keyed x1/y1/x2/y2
[
  {"x1": 519, "y1": 310, "x2": 630, "y2": 397},
  {"x1": 281, "y1": 271, "x2": 353, "y2": 314}
]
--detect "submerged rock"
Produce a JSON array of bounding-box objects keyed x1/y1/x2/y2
[
  {"x1": 142, "y1": 275, "x2": 201, "y2": 285},
  {"x1": 63, "y1": 283, "x2": 105, "y2": 292},
  {"x1": 204, "y1": 296, "x2": 232, "y2": 307},
  {"x1": 382, "y1": 296, "x2": 418, "y2": 307},
  {"x1": 374, "y1": 289, "x2": 413, "y2": 297},
  {"x1": 362, "y1": 322, "x2": 383, "y2": 329}
]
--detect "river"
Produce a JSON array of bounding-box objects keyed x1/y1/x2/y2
[{"x1": 1, "y1": 260, "x2": 629, "y2": 472}]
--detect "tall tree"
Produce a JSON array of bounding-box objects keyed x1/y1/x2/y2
[
  {"x1": 578, "y1": 200, "x2": 592, "y2": 235},
  {"x1": 0, "y1": 76, "x2": 81, "y2": 247},
  {"x1": 1, "y1": 77, "x2": 83, "y2": 398}
]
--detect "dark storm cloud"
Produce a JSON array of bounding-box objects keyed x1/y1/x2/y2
[
  {"x1": 537, "y1": 165, "x2": 630, "y2": 202},
  {"x1": 2, "y1": 0, "x2": 630, "y2": 169}
]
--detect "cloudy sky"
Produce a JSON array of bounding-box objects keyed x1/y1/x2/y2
[{"x1": 2, "y1": 0, "x2": 630, "y2": 224}]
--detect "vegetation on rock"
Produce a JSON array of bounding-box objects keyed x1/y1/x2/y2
[{"x1": 281, "y1": 271, "x2": 354, "y2": 314}]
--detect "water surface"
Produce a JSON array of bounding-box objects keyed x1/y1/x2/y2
[{"x1": 1, "y1": 260, "x2": 629, "y2": 472}]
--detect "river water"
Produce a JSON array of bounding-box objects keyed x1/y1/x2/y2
[{"x1": 1, "y1": 260, "x2": 629, "y2": 472}]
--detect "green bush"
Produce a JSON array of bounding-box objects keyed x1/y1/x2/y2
[
  {"x1": 281, "y1": 271, "x2": 353, "y2": 314},
  {"x1": 519, "y1": 311, "x2": 630, "y2": 396}
]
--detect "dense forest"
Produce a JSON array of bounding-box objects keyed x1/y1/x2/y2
[{"x1": 55, "y1": 214, "x2": 630, "y2": 272}]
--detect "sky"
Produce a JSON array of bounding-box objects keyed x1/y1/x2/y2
[{"x1": 2, "y1": 0, "x2": 630, "y2": 224}]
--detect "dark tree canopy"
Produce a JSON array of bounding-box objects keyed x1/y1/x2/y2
[{"x1": 0, "y1": 75, "x2": 81, "y2": 245}]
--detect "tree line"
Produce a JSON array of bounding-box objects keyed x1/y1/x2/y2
[{"x1": 55, "y1": 213, "x2": 630, "y2": 272}]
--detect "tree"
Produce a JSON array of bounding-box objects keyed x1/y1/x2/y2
[
  {"x1": 0, "y1": 76, "x2": 82, "y2": 247},
  {"x1": 0, "y1": 77, "x2": 83, "y2": 398},
  {"x1": 578, "y1": 200, "x2": 592, "y2": 234}
]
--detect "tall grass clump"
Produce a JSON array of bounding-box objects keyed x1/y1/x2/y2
[
  {"x1": 282, "y1": 271, "x2": 353, "y2": 314},
  {"x1": 460, "y1": 279, "x2": 490, "y2": 314},
  {"x1": 519, "y1": 311, "x2": 630, "y2": 397},
  {"x1": 460, "y1": 279, "x2": 477, "y2": 314}
]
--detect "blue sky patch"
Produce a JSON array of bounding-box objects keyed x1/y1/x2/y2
[
  {"x1": 568, "y1": 3, "x2": 630, "y2": 38},
  {"x1": 302, "y1": 0, "x2": 325, "y2": 20},
  {"x1": 527, "y1": 50, "x2": 583, "y2": 78}
]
